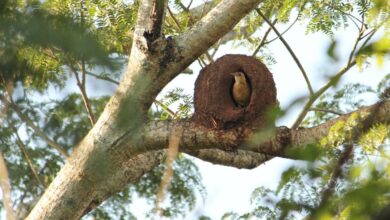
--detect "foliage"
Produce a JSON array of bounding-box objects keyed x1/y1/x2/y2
[
  {"x1": 0, "y1": 0, "x2": 204, "y2": 218},
  {"x1": 236, "y1": 76, "x2": 390, "y2": 219},
  {"x1": 0, "y1": 0, "x2": 389, "y2": 219}
]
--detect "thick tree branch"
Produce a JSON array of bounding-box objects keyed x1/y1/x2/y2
[
  {"x1": 176, "y1": 0, "x2": 263, "y2": 66},
  {"x1": 187, "y1": 149, "x2": 270, "y2": 169},
  {"x1": 141, "y1": 99, "x2": 390, "y2": 157},
  {"x1": 144, "y1": 0, "x2": 168, "y2": 42},
  {"x1": 27, "y1": 0, "x2": 170, "y2": 218}
]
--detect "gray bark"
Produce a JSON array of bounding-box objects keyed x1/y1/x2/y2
[
  {"x1": 26, "y1": 0, "x2": 264, "y2": 219},
  {"x1": 26, "y1": 0, "x2": 390, "y2": 218}
]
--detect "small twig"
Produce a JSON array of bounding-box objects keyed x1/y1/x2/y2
[
  {"x1": 323, "y1": 2, "x2": 365, "y2": 30},
  {"x1": 154, "y1": 128, "x2": 183, "y2": 218},
  {"x1": 11, "y1": 124, "x2": 46, "y2": 188},
  {"x1": 347, "y1": 22, "x2": 366, "y2": 65},
  {"x1": 262, "y1": 13, "x2": 300, "y2": 46},
  {"x1": 252, "y1": 19, "x2": 277, "y2": 57},
  {"x1": 168, "y1": 5, "x2": 214, "y2": 63},
  {"x1": 85, "y1": 71, "x2": 120, "y2": 84},
  {"x1": 292, "y1": 60, "x2": 357, "y2": 129},
  {"x1": 197, "y1": 57, "x2": 207, "y2": 68},
  {"x1": 186, "y1": 0, "x2": 193, "y2": 11},
  {"x1": 69, "y1": 63, "x2": 96, "y2": 126},
  {"x1": 0, "y1": 151, "x2": 15, "y2": 220},
  {"x1": 84, "y1": 72, "x2": 178, "y2": 119},
  {"x1": 168, "y1": 6, "x2": 182, "y2": 30},
  {"x1": 292, "y1": 21, "x2": 382, "y2": 129},
  {"x1": 154, "y1": 100, "x2": 176, "y2": 118},
  {"x1": 204, "y1": 51, "x2": 214, "y2": 63},
  {"x1": 308, "y1": 144, "x2": 354, "y2": 220},
  {"x1": 72, "y1": 0, "x2": 96, "y2": 126},
  {"x1": 256, "y1": 9, "x2": 314, "y2": 96},
  {"x1": 309, "y1": 107, "x2": 343, "y2": 116},
  {"x1": 5, "y1": 99, "x2": 70, "y2": 160},
  {"x1": 211, "y1": 39, "x2": 222, "y2": 57},
  {"x1": 359, "y1": 29, "x2": 376, "y2": 41}
]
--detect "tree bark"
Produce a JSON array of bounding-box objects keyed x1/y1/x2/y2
[
  {"x1": 26, "y1": 0, "x2": 264, "y2": 219},
  {"x1": 26, "y1": 0, "x2": 390, "y2": 217}
]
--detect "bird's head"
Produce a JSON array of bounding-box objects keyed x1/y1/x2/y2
[{"x1": 231, "y1": 72, "x2": 246, "y2": 83}]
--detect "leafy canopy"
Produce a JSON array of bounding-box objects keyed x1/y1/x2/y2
[{"x1": 0, "y1": 0, "x2": 389, "y2": 219}]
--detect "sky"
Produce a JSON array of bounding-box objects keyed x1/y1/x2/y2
[
  {"x1": 2, "y1": 1, "x2": 389, "y2": 219},
  {"x1": 148, "y1": 3, "x2": 390, "y2": 218}
]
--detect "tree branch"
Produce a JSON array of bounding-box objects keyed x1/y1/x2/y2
[
  {"x1": 187, "y1": 148, "x2": 271, "y2": 169},
  {"x1": 70, "y1": 64, "x2": 96, "y2": 126},
  {"x1": 292, "y1": 60, "x2": 357, "y2": 129},
  {"x1": 308, "y1": 144, "x2": 354, "y2": 219},
  {"x1": 309, "y1": 107, "x2": 343, "y2": 116},
  {"x1": 252, "y1": 19, "x2": 277, "y2": 57},
  {"x1": 292, "y1": 22, "x2": 382, "y2": 129},
  {"x1": 176, "y1": 0, "x2": 263, "y2": 65},
  {"x1": 142, "y1": 99, "x2": 390, "y2": 157},
  {"x1": 144, "y1": 0, "x2": 168, "y2": 42}
]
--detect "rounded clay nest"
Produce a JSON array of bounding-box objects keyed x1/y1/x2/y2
[{"x1": 193, "y1": 54, "x2": 277, "y2": 130}]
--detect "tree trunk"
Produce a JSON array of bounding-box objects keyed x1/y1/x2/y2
[
  {"x1": 26, "y1": 0, "x2": 390, "y2": 218},
  {"x1": 26, "y1": 0, "x2": 264, "y2": 219}
]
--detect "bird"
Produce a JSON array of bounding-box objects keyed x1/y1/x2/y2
[{"x1": 231, "y1": 72, "x2": 251, "y2": 107}]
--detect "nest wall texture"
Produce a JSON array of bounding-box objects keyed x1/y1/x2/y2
[{"x1": 193, "y1": 54, "x2": 277, "y2": 130}]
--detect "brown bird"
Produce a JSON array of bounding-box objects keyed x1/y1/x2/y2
[{"x1": 231, "y1": 72, "x2": 251, "y2": 107}]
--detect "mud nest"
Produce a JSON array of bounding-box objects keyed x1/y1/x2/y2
[{"x1": 193, "y1": 54, "x2": 277, "y2": 129}]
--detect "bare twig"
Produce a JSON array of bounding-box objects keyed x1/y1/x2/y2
[
  {"x1": 154, "y1": 128, "x2": 182, "y2": 218},
  {"x1": 186, "y1": 0, "x2": 193, "y2": 11},
  {"x1": 154, "y1": 99, "x2": 176, "y2": 118},
  {"x1": 347, "y1": 22, "x2": 366, "y2": 65},
  {"x1": 85, "y1": 71, "x2": 120, "y2": 84},
  {"x1": 256, "y1": 9, "x2": 314, "y2": 96},
  {"x1": 5, "y1": 99, "x2": 70, "y2": 159},
  {"x1": 252, "y1": 19, "x2": 277, "y2": 57},
  {"x1": 84, "y1": 72, "x2": 178, "y2": 119},
  {"x1": 72, "y1": 0, "x2": 96, "y2": 126},
  {"x1": 263, "y1": 13, "x2": 300, "y2": 45},
  {"x1": 309, "y1": 107, "x2": 343, "y2": 116},
  {"x1": 168, "y1": 5, "x2": 214, "y2": 63},
  {"x1": 0, "y1": 152, "x2": 15, "y2": 220},
  {"x1": 11, "y1": 124, "x2": 46, "y2": 188},
  {"x1": 70, "y1": 63, "x2": 96, "y2": 126},
  {"x1": 211, "y1": 39, "x2": 222, "y2": 57},
  {"x1": 292, "y1": 22, "x2": 381, "y2": 129},
  {"x1": 292, "y1": 60, "x2": 357, "y2": 129}
]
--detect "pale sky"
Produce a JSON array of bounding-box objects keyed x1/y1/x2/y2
[
  {"x1": 152, "y1": 6, "x2": 389, "y2": 219},
  {"x1": 2, "y1": 1, "x2": 389, "y2": 219}
]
